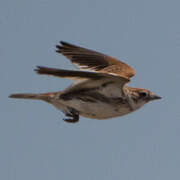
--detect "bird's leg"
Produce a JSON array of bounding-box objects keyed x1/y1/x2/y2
[{"x1": 63, "y1": 108, "x2": 79, "y2": 123}]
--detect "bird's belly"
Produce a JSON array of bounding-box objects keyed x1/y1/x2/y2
[{"x1": 60, "y1": 98, "x2": 132, "y2": 119}]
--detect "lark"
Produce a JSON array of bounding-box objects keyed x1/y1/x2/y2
[{"x1": 9, "y1": 41, "x2": 161, "y2": 123}]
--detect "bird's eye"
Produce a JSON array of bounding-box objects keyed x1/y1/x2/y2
[{"x1": 139, "y1": 92, "x2": 148, "y2": 98}]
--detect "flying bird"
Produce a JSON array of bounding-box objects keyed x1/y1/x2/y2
[{"x1": 9, "y1": 41, "x2": 161, "y2": 123}]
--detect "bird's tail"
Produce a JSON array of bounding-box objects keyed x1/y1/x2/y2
[{"x1": 9, "y1": 92, "x2": 57, "y2": 102}]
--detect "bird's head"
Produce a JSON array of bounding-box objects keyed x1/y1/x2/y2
[{"x1": 127, "y1": 87, "x2": 161, "y2": 105}]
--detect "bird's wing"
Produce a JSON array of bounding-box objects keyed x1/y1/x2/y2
[
  {"x1": 35, "y1": 66, "x2": 103, "y2": 80},
  {"x1": 56, "y1": 41, "x2": 135, "y2": 80},
  {"x1": 35, "y1": 66, "x2": 129, "y2": 88}
]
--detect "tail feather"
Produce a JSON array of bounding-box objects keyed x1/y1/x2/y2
[
  {"x1": 9, "y1": 92, "x2": 56, "y2": 102},
  {"x1": 9, "y1": 93, "x2": 41, "y2": 100}
]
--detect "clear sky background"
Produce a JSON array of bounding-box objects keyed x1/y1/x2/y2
[{"x1": 1, "y1": 0, "x2": 180, "y2": 179}]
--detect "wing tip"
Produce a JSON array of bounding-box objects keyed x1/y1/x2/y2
[
  {"x1": 60, "y1": 41, "x2": 68, "y2": 46},
  {"x1": 34, "y1": 66, "x2": 48, "y2": 75},
  {"x1": 55, "y1": 41, "x2": 71, "y2": 53},
  {"x1": 56, "y1": 41, "x2": 78, "y2": 51},
  {"x1": 55, "y1": 45, "x2": 62, "y2": 53},
  {"x1": 9, "y1": 94, "x2": 15, "y2": 98}
]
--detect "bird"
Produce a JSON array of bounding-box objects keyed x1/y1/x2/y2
[{"x1": 9, "y1": 41, "x2": 161, "y2": 123}]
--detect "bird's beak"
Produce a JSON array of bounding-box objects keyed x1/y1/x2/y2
[{"x1": 150, "y1": 94, "x2": 162, "y2": 100}]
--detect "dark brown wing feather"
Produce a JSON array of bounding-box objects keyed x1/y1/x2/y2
[
  {"x1": 56, "y1": 41, "x2": 135, "y2": 79},
  {"x1": 35, "y1": 66, "x2": 129, "y2": 86},
  {"x1": 35, "y1": 66, "x2": 104, "y2": 80}
]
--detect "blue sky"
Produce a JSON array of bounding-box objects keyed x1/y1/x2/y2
[{"x1": 1, "y1": 0, "x2": 180, "y2": 179}]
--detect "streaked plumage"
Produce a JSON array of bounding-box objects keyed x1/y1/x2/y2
[{"x1": 9, "y1": 41, "x2": 161, "y2": 123}]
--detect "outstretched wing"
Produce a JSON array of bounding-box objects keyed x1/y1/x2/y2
[
  {"x1": 35, "y1": 66, "x2": 105, "y2": 80},
  {"x1": 56, "y1": 41, "x2": 135, "y2": 80},
  {"x1": 35, "y1": 66, "x2": 129, "y2": 88}
]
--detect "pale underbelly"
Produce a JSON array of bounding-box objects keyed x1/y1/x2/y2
[{"x1": 58, "y1": 99, "x2": 133, "y2": 119}]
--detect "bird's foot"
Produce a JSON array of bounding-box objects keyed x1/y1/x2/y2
[{"x1": 64, "y1": 108, "x2": 79, "y2": 123}]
